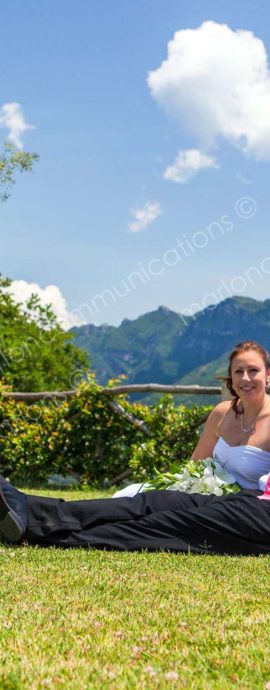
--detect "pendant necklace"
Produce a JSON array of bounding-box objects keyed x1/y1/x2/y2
[{"x1": 240, "y1": 399, "x2": 267, "y2": 434}]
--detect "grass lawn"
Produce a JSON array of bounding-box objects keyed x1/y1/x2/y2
[{"x1": 0, "y1": 488, "x2": 270, "y2": 690}]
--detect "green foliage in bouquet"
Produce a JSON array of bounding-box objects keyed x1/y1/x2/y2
[{"x1": 0, "y1": 382, "x2": 212, "y2": 485}]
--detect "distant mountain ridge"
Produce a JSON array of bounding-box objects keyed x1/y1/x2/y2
[{"x1": 70, "y1": 297, "x2": 270, "y2": 392}]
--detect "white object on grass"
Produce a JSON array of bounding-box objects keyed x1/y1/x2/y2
[{"x1": 113, "y1": 483, "x2": 151, "y2": 498}]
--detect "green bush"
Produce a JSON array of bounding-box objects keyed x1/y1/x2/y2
[
  {"x1": 0, "y1": 377, "x2": 212, "y2": 485},
  {"x1": 129, "y1": 396, "x2": 211, "y2": 478}
]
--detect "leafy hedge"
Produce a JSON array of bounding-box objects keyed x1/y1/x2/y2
[{"x1": 0, "y1": 377, "x2": 212, "y2": 486}]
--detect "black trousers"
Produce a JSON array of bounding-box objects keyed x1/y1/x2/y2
[{"x1": 26, "y1": 488, "x2": 270, "y2": 555}]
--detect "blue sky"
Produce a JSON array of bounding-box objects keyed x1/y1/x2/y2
[{"x1": 1, "y1": 0, "x2": 270, "y2": 327}]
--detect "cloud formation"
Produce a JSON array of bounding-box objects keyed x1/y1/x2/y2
[
  {"x1": 148, "y1": 21, "x2": 270, "y2": 161},
  {"x1": 7, "y1": 280, "x2": 83, "y2": 330},
  {"x1": 164, "y1": 148, "x2": 219, "y2": 183},
  {"x1": 128, "y1": 201, "x2": 162, "y2": 232},
  {"x1": 0, "y1": 102, "x2": 34, "y2": 149}
]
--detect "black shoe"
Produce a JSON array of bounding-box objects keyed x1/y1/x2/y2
[{"x1": 0, "y1": 476, "x2": 28, "y2": 543}]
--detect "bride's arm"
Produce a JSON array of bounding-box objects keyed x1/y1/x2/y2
[{"x1": 191, "y1": 401, "x2": 231, "y2": 461}]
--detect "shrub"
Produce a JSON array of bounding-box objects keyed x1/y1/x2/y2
[
  {"x1": 129, "y1": 396, "x2": 211, "y2": 478},
  {"x1": 0, "y1": 378, "x2": 212, "y2": 485}
]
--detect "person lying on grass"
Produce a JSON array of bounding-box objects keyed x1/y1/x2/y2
[{"x1": 1, "y1": 339, "x2": 270, "y2": 556}]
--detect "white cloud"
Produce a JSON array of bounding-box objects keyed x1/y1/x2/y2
[
  {"x1": 148, "y1": 21, "x2": 270, "y2": 161},
  {"x1": 0, "y1": 102, "x2": 34, "y2": 149},
  {"x1": 128, "y1": 201, "x2": 162, "y2": 233},
  {"x1": 164, "y1": 148, "x2": 219, "y2": 183},
  {"x1": 6, "y1": 280, "x2": 83, "y2": 330}
]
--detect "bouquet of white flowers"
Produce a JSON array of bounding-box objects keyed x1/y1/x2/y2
[
  {"x1": 146, "y1": 458, "x2": 240, "y2": 496},
  {"x1": 113, "y1": 459, "x2": 241, "y2": 499}
]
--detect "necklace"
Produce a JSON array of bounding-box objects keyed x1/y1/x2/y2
[{"x1": 240, "y1": 399, "x2": 267, "y2": 433}]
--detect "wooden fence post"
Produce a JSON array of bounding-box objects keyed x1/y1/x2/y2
[{"x1": 221, "y1": 382, "x2": 233, "y2": 401}]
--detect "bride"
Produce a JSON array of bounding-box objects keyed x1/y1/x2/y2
[{"x1": 1, "y1": 340, "x2": 270, "y2": 555}]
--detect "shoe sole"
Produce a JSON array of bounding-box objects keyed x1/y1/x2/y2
[{"x1": 0, "y1": 489, "x2": 25, "y2": 542}]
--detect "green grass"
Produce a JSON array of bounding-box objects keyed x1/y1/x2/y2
[{"x1": 0, "y1": 488, "x2": 270, "y2": 690}]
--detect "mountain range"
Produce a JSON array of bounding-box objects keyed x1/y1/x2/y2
[{"x1": 70, "y1": 296, "x2": 270, "y2": 404}]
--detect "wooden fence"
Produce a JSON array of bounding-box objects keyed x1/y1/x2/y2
[
  {"x1": 0, "y1": 383, "x2": 229, "y2": 443},
  {"x1": 0, "y1": 382, "x2": 226, "y2": 401}
]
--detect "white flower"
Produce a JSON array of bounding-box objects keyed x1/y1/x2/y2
[{"x1": 148, "y1": 458, "x2": 240, "y2": 496}]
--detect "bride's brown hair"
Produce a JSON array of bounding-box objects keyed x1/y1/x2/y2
[{"x1": 225, "y1": 340, "x2": 270, "y2": 415}]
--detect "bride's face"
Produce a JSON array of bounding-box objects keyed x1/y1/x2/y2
[{"x1": 231, "y1": 350, "x2": 269, "y2": 401}]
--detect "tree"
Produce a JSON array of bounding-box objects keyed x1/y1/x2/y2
[
  {"x1": 0, "y1": 142, "x2": 39, "y2": 202},
  {"x1": 0, "y1": 277, "x2": 90, "y2": 391}
]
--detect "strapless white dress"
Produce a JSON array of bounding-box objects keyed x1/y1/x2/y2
[{"x1": 213, "y1": 437, "x2": 270, "y2": 490}]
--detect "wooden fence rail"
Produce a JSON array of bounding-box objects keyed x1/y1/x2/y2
[{"x1": 0, "y1": 383, "x2": 223, "y2": 402}]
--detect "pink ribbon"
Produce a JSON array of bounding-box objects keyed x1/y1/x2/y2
[{"x1": 258, "y1": 473, "x2": 270, "y2": 500}]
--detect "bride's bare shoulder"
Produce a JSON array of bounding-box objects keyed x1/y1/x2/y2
[{"x1": 209, "y1": 400, "x2": 232, "y2": 421}]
